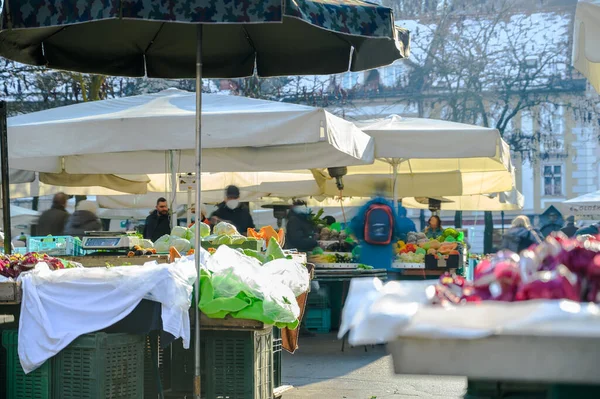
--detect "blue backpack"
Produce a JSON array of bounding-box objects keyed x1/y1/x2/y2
[{"x1": 364, "y1": 204, "x2": 394, "y2": 245}]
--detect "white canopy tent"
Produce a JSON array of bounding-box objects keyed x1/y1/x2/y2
[
  {"x1": 8, "y1": 88, "x2": 374, "y2": 174},
  {"x1": 562, "y1": 190, "x2": 600, "y2": 219},
  {"x1": 573, "y1": 0, "x2": 600, "y2": 93},
  {"x1": 168, "y1": 116, "x2": 516, "y2": 202}
]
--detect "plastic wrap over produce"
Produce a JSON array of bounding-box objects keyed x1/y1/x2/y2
[
  {"x1": 339, "y1": 277, "x2": 600, "y2": 346},
  {"x1": 204, "y1": 246, "x2": 308, "y2": 324},
  {"x1": 18, "y1": 259, "x2": 197, "y2": 373}
]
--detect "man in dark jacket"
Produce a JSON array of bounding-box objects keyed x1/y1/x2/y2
[
  {"x1": 144, "y1": 197, "x2": 171, "y2": 242},
  {"x1": 561, "y1": 216, "x2": 579, "y2": 238},
  {"x1": 64, "y1": 200, "x2": 102, "y2": 238},
  {"x1": 210, "y1": 186, "x2": 255, "y2": 235},
  {"x1": 37, "y1": 193, "x2": 69, "y2": 236},
  {"x1": 286, "y1": 200, "x2": 318, "y2": 252}
]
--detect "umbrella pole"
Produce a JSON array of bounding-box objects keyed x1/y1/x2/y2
[
  {"x1": 393, "y1": 163, "x2": 399, "y2": 213},
  {"x1": 193, "y1": 24, "x2": 203, "y2": 399},
  {"x1": 170, "y1": 150, "x2": 178, "y2": 230},
  {"x1": 0, "y1": 102, "x2": 11, "y2": 254}
]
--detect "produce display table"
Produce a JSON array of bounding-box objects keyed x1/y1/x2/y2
[
  {"x1": 388, "y1": 334, "x2": 600, "y2": 392},
  {"x1": 63, "y1": 254, "x2": 170, "y2": 267},
  {"x1": 313, "y1": 268, "x2": 387, "y2": 282}
]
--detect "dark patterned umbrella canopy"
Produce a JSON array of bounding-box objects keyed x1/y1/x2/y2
[{"x1": 0, "y1": 0, "x2": 410, "y2": 78}]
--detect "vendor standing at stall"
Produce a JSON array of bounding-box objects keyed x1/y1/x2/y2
[
  {"x1": 210, "y1": 185, "x2": 255, "y2": 235},
  {"x1": 143, "y1": 197, "x2": 171, "y2": 242},
  {"x1": 37, "y1": 193, "x2": 70, "y2": 236},
  {"x1": 286, "y1": 200, "x2": 318, "y2": 252},
  {"x1": 424, "y1": 215, "x2": 443, "y2": 239}
]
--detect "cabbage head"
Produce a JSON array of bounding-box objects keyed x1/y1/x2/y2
[
  {"x1": 198, "y1": 222, "x2": 211, "y2": 238},
  {"x1": 213, "y1": 222, "x2": 238, "y2": 236},
  {"x1": 171, "y1": 226, "x2": 189, "y2": 238},
  {"x1": 140, "y1": 239, "x2": 154, "y2": 249},
  {"x1": 154, "y1": 234, "x2": 171, "y2": 253},
  {"x1": 169, "y1": 237, "x2": 192, "y2": 254}
]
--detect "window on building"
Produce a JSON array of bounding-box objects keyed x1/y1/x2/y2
[{"x1": 543, "y1": 165, "x2": 563, "y2": 196}]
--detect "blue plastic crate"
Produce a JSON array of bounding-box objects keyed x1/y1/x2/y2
[
  {"x1": 28, "y1": 236, "x2": 85, "y2": 256},
  {"x1": 305, "y1": 308, "x2": 331, "y2": 333}
]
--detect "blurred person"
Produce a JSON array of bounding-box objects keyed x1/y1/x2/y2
[
  {"x1": 501, "y1": 215, "x2": 542, "y2": 253},
  {"x1": 64, "y1": 200, "x2": 102, "y2": 237},
  {"x1": 397, "y1": 205, "x2": 417, "y2": 242},
  {"x1": 210, "y1": 185, "x2": 255, "y2": 234},
  {"x1": 286, "y1": 200, "x2": 318, "y2": 252},
  {"x1": 576, "y1": 222, "x2": 600, "y2": 236},
  {"x1": 561, "y1": 215, "x2": 578, "y2": 238},
  {"x1": 188, "y1": 204, "x2": 210, "y2": 228},
  {"x1": 424, "y1": 215, "x2": 443, "y2": 239},
  {"x1": 144, "y1": 197, "x2": 171, "y2": 242},
  {"x1": 350, "y1": 183, "x2": 399, "y2": 270},
  {"x1": 37, "y1": 193, "x2": 70, "y2": 236}
]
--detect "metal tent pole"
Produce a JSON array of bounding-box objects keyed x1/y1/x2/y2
[
  {"x1": 193, "y1": 24, "x2": 203, "y2": 399},
  {"x1": 0, "y1": 102, "x2": 11, "y2": 254},
  {"x1": 170, "y1": 150, "x2": 178, "y2": 230}
]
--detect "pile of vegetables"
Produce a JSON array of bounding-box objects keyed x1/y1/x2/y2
[
  {"x1": 309, "y1": 251, "x2": 356, "y2": 264},
  {"x1": 0, "y1": 252, "x2": 75, "y2": 278},
  {"x1": 429, "y1": 233, "x2": 600, "y2": 305},
  {"x1": 154, "y1": 225, "x2": 198, "y2": 254},
  {"x1": 247, "y1": 226, "x2": 285, "y2": 248},
  {"x1": 396, "y1": 234, "x2": 461, "y2": 263}
]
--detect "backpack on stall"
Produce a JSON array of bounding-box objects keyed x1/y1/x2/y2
[{"x1": 363, "y1": 204, "x2": 394, "y2": 245}]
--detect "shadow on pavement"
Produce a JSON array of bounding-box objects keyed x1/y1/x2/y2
[{"x1": 282, "y1": 333, "x2": 386, "y2": 388}]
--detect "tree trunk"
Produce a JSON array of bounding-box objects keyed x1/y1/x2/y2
[
  {"x1": 32, "y1": 196, "x2": 39, "y2": 211},
  {"x1": 454, "y1": 211, "x2": 463, "y2": 228},
  {"x1": 484, "y1": 211, "x2": 494, "y2": 254},
  {"x1": 419, "y1": 210, "x2": 426, "y2": 231}
]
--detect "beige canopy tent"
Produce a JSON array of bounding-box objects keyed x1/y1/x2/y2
[{"x1": 574, "y1": 0, "x2": 600, "y2": 93}]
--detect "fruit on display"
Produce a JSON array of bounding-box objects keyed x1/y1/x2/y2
[
  {"x1": 395, "y1": 234, "x2": 462, "y2": 263},
  {"x1": 0, "y1": 252, "x2": 73, "y2": 278},
  {"x1": 398, "y1": 252, "x2": 425, "y2": 263},
  {"x1": 406, "y1": 232, "x2": 427, "y2": 244},
  {"x1": 127, "y1": 245, "x2": 157, "y2": 257},
  {"x1": 309, "y1": 252, "x2": 356, "y2": 264},
  {"x1": 429, "y1": 233, "x2": 600, "y2": 304}
]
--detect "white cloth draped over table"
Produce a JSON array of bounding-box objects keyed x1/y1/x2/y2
[{"x1": 18, "y1": 259, "x2": 197, "y2": 374}]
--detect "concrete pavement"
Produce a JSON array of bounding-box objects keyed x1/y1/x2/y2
[{"x1": 281, "y1": 334, "x2": 466, "y2": 399}]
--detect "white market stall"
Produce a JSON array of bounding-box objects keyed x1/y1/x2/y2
[
  {"x1": 8, "y1": 89, "x2": 374, "y2": 174},
  {"x1": 562, "y1": 189, "x2": 600, "y2": 219}
]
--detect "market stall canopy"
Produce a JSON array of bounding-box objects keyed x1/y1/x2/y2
[
  {"x1": 8, "y1": 89, "x2": 375, "y2": 174},
  {"x1": 2, "y1": 170, "x2": 35, "y2": 185},
  {"x1": 8, "y1": 173, "x2": 151, "y2": 198},
  {"x1": 239, "y1": 116, "x2": 515, "y2": 198},
  {"x1": 573, "y1": 0, "x2": 600, "y2": 93},
  {"x1": 0, "y1": 205, "x2": 40, "y2": 226},
  {"x1": 562, "y1": 190, "x2": 600, "y2": 218},
  {"x1": 401, "y1": 189, "x2": 524, "y2": 212}
]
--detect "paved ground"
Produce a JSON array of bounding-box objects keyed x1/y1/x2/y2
[{"x1": 281, "y1": 334, "x2": 466, "y2": 399}]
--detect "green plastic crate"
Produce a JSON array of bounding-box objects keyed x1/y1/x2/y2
[
  {"x1": 464, "y1": 380, "x2": 548, "y2": 399},
  {"x1": 53, "y1": 332, "x2": 144, "y2": 399},
  {"x1": 171, "y1": 328, "x2": 273, "y2": 399},
  {"x1": 144, "y1": 334, "x2": 169, "y2": 399},
  {"x1": 2, "y1": 329, "x2": 52, "y2": 399},
  {"x1": 200, "y1": 240, "x2": 262, "y2": 251},
  {"x1": 273, "y1": 328, "x2": 283, "y2": 389},
  {"x1": 28, "y1": 236, "x2": 85, "y2": 256}
]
